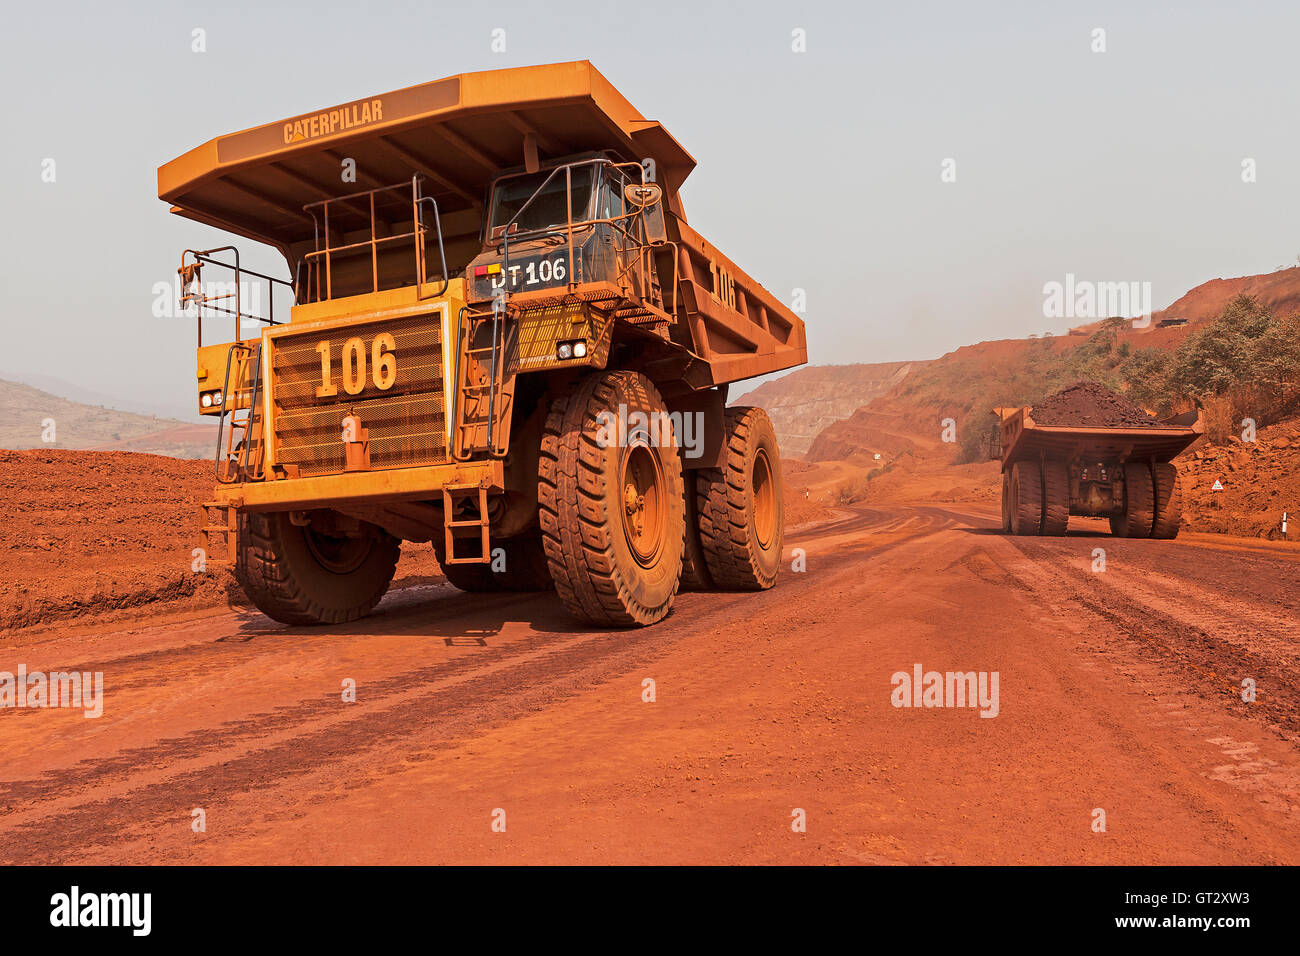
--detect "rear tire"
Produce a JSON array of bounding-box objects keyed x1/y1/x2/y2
[
  {"x1": 1040, "y1": 458, "x2": 1070, "y2": 536},
  {"x1": 234, "y1": 511, "x2": 399, "y2": 625},
  {"x1": 1112, "y1": 461, "x2": 1154, "y2": 538},
  {"x1": 1151, "y1": 463, "x2": 1182, "y2": 539},
  {"x1": 696, "y1": 406, "x2": 784, "y2": 590},
  {"x1": 434, "y1": 528, "x2": 553, "y2": 592},
  {"x1": 1009, "y1": 460, "x2": 1041, "y2": 535},
  {"x1": 538, "y1": 371, "x2": 685, "y2": 627},
  {"x1": 1000, "y1": 472, "x2": 1013, "y2": 532},
  {"x1": 680, "y1": 473, "x2": 713, "y2": 591}
]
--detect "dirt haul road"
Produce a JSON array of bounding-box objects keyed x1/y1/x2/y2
[{"x1": 1, "y1": 505, "x2": 1297, "y2": 865}]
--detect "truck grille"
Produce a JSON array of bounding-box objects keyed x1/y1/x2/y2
[{"x1": 270, "y1": 314, "x2": 447, "y2": 477}]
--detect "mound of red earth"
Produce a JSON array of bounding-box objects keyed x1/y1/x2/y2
[
  {"x1": 1177, "y1": 418, "x2": 1300, "y2": 539},
  {"x1": 0, "y1": 450, "x2": 229, "y2": 631},
  {"x1": 1030, "y1": 381, "x2": 1161, "y2": 428},
  {"x1": 0, "y1": 449, "x2": 441, "y2": 633}
]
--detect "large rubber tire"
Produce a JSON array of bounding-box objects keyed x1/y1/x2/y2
[
  {"x1": 1151, "y1": 463, "x2": 1182, "y2": 539},
  {"x1": 1009, "y1": 460, "x2": 1041, "y2": 536},
  {"x1": 679, "y1": 472, "x2": 714, "y2": 591},
  {"x1": 696, "y1": 406, "x2": 784, "y2": 590},
  {"x1": 1040, "y1": 458, "x2": 1071, "y2": 536},
  {"x1": 1000, "y1": 472, "x2": 1013, "y2": 532},
  {"x1": 434, "y1": 528, "x2": 553, "y2": 592},
  {"x1": 538, "y1": 371, "x2": 686, "y2": 627},
  {"x1": 1111, "y1": 461, "x2": 1154, "y2": 538},
  {"x1": 234, "y1": 511, "x2": 399, "y2": 626}
]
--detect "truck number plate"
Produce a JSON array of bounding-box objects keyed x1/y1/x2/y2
[
  {"x1": 490, "y1": 255, "x2": 568, "y2": 290},
  {"x1": 315, "y1": 333, "x2": 397, "y2": 398}
]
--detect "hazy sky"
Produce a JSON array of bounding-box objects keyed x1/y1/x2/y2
[{"x1": 3, "y1": 0, "x2": 1298, "y2": 417}]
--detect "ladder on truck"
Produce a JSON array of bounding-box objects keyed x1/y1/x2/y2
[
  {"x1": 444, "y1": 296, "x2": 517, "y2": 563},
  {"x1": 452, "y1": 302, "x2": 511, "y2": 461},
  {"x1": 200, "y1": 341, "x2": 266, "y2": 566},
  {"x1": 441, "y1": 484, "x2": 492, "y2": 565},
  {"x1": 213, "y1": 341, "x2": 266, "y2": 484}
]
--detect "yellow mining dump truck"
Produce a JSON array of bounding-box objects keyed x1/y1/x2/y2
[{"x1": 160, "y1": 61, "x2": 806, "y2": 627}]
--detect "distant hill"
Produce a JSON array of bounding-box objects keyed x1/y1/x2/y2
[
  {"x1": 1148, "y1": 266, "x2": 1300, "y2": 328},
  {"x1": 0, "y1": 379, "x2": 215, "y2": 458},
  {"x1": 799, "y1": 265, "x2": 1300, "y2": 466},
  {"x1": 737, "y1": 361, "x2": 923, "y2": 456}
]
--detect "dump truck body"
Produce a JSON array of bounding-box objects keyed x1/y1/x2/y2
[
  {"x1": 993, "y1": 404, "x2": 1202, "y2": 539},
  {"x1": 161, "y1": 61, "x2": 804, "y2": 627}
]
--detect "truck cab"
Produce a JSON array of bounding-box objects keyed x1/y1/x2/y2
[{"x1": 465, "y1": 152, "x2": 672, "y2": 319}]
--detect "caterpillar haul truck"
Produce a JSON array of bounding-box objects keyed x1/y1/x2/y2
[
  {"x1": 992, "y1": 405, "x2": 1203, "y2": 539},
  {"x1": 160, "y1": 61, "x2": 807, "y2": 627}
]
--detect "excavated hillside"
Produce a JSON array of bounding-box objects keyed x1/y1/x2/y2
[
  {"x1": 805, "y1": 407, "x2": 927, "y2": 462},
  {"x1": 738, "y1": 361, "x2": 921, "y2": 456}
]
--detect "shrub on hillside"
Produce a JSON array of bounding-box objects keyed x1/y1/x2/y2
[{"x1": 1162, "y1": 295, "x2": 1300, "y2": 427}]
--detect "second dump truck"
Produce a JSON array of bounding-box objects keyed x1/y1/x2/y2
[
  {"x1": 992, "y1": 401, "x2": 1202, "y2": 539},
  {"x1": 160, "y1": 61, "x2": 806, "y2": 628}
]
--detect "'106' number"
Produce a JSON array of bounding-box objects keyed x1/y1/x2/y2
[{"x1": 316, "y1": 334, "x2": 397, "y2": 397}]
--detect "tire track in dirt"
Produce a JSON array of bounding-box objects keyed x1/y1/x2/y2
[
  {"x1": 990, "y1": 530, "x2": 1300, "y2": 738},
  {"x1": 0, "y1": 506, "x2": 952, "y2": 864}
]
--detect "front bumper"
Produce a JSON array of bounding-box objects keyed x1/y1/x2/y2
[{"x1": 213, "y1": 458, "x2": 503, "y2": 513}]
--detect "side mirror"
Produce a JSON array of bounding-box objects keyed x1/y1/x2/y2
[{"x1": 623, "y1": 183, "x2": 662, "y2": 208}]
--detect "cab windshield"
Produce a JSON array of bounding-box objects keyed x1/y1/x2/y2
[{"x1": 488, "y1": 164, "x2": 597, "y2": 236}]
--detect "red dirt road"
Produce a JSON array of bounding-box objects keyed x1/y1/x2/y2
[{"x1": 1, "y1": 505, "x2": 1297, "y2": 865}]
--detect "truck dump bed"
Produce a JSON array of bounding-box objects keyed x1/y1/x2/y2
[
  {"x1": 999, "y1": 406, "x2": 1203, "y2": 467},
  {"x1": 158, "y1": 60, "x2": 805, "y2": 386}
]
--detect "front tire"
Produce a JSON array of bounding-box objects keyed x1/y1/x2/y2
[
  {"x1": 538, "y1": 371, "x2": 686, "y2": 627},
  {"x1": 234, "y1": 511, "x2": 399, "y2": 625}
]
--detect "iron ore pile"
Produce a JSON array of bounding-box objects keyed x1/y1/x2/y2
[{"x1": 1031, "y1": 382, "x2": 1162, "y2": 428}]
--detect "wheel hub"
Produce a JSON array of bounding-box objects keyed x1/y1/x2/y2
[
  {"x1": 620, "y1": 443, "x2": 664, "y2": 566},
  {"x1": 752, "y1": 448, "x2": 776, "y2": 549},
  {"x1": 302, "y1": 526, "x2": 372, "y2": 575}
]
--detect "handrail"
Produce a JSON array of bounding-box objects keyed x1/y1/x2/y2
[
  {"x1": 300, "y1": 176, "x2": 448, "y2": 303},
  {"x1": 180, "y1": 246, "x2": 293, "y2": 348},
  {"x1": 416, "y1": 193, "x2": 450, "y2": 299}
]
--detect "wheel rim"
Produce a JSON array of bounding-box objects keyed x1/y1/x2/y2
[
  {"x1": 752, "y1": 448, "x2": 776, "y2": 549},
  {"x1": 303, "y1": 527, "x2": 371, "y2": 575},
  {"x1": 621, "y1": 443, "x2": 664, "y2": 566}
]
